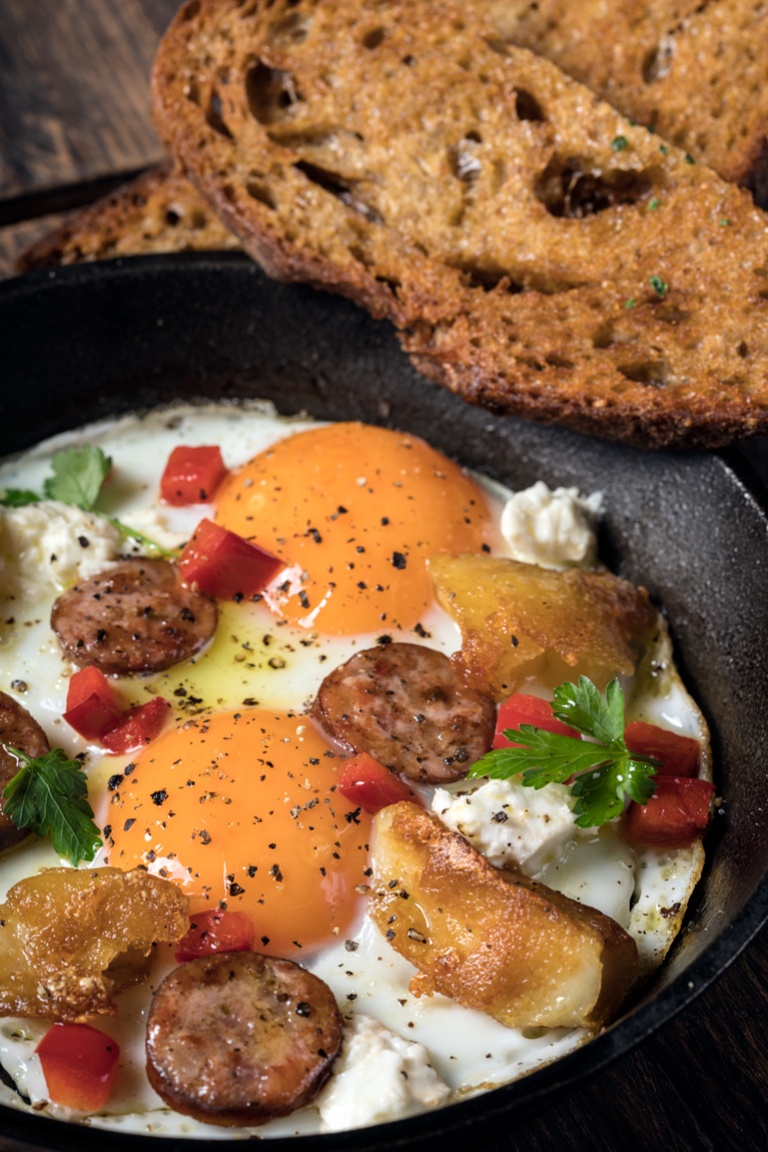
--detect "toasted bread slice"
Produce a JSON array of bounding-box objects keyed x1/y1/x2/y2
[
  {"x1": 487, "y1": 0, "x2": 768, "y2": 207},
  {"x1": 151, "y1": 0, "x2": 768, "y2": 449},
  {"x1": 17, "y1": 164, "x2": 239, "y2": 274}
]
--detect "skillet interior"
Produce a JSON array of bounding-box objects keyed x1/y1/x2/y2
[{"x1": 1, "y1": 253, "x2": 768, "y2": 1151}]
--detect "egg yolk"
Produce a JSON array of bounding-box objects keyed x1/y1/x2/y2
[
  {"x1": 105, "y1": 709, "x2": 372, "y2": 956},
  {"x1": 214, "y1": 422, "x2": 493, "y2": 635}
]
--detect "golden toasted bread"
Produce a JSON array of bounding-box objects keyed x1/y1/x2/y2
[
  {"x1": 487, "y1": 0, "x2": 768, "y2": 206},
  {"x1": 150, "y1": 0, "x2": 768, "y2": 449},
  {"x1": 17, "y1": 164, "x2": 239, "y2": 274}
]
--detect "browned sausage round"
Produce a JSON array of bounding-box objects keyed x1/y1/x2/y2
[
  {"x1": 312, "y1": 642, "x2": 496, "y2": 783},
  {"x1": 0, "y1": 691, "x2": 50, "y2": 850},
  {"x1": 146, "y1": 951, "x2": 342, "y2": 1127},
  {"x1": 51, "y1": 558, "x2": 218, "y2": 674}
]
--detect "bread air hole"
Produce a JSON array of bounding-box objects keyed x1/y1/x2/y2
[
  {"x1": 448, "y1": 263, "x2": 523, "y2": 294},
  {"x1": 362, "y1": 26, "x2": 386, "y2": 49},
  {"x1": 246, "y1": 60, "x2": 301, "y2": 125},
  {"x1": 515, "y1": 89, "x2": 545, "y2": 122},
  {"x1": 206, "y1": 90, "x2": 233, "y2": 140},
  {"x1": 265, "y1": 9, "x2": 311, "y2": 46},
  {"x1": 246, "y1": 181, "x2": 278, "y2": 211},
  {"x1": 534, "y1": 157, "x2": 659, "y2": 218},
  {"x1": 616, "y1": 360, "x2": 671, "y2": 388},
  {"x1": 545, "y1": 354, "x2": 575, "y2": 370},
  {"x1": 269, "y1": 126, "x2": 364, "y2": 152},
  {"x1": 293, "y1": 160, "x2": 383, "y2": 224}
]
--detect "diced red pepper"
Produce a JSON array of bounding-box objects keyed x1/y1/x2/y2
[
  {"x1": 178, "y1": 518, "x2": 282, "y2": 600},
  {"x1": 337, "y1": 751, "x2": 419, "y2": 815},
  {"x1": 493, "y1": 692, "x2": 580, "y2": 749},
  {"x1": 63, "y1": 666, "x2": 124, "y2": 741},
  {"x1": 175, "y1": 909, "x2": 255, "y2": 963},
  {"x1": 160, "y1": 445, "x2": 228, "y2": 505},
  {"x1": 624, "y1": 776, "x2": 715, "y2": 848},
  {"x1": 37, "y1": 1022, "x2": 120, "y2": 1111},
  {"x1": 100, "y1": 696, "x2": 172, "y2": 755},
  {"x1": 624, "y1": 720, "x2": 700, "y2": 777}
]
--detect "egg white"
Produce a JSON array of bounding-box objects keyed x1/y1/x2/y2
[{"x1": 0, "y1": 402, "x2": 710, "y2": 1136}]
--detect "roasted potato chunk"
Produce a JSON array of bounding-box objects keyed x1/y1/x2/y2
[
  {"x1": 430, "y1": 553, "x2": 657, "y2": 699},
  {"x1": 370, "y1": 803, "x2": 637, "y2": 1030},
  {"x1": 0, "y1": 867, "x2": 189, "y2": 1021}
]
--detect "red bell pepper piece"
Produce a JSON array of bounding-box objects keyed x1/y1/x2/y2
[
  {"x1": 337, "y1": 751, "x2": 418, "y2": 815},
  {"x1": 624, "y1": 776, "x2": 715, "y2": 848},
  {"x1": 63, "y1": 666, "x2": 123, "y2": 741},
  {"x1": 175, "y1": 909, "x2": 255, "y2": 962},
  {"x1": 160, "y1": 445, "x2": 228, "y2": 505},
  {"x1": 37, "y1": 1022, "x2": 120, "y2": 1111},
  {"x1": 624, "y1": 720, "x2": 700, "y2": 777},
  {"x1": 101, "y1": 696, "x2": 172, "y2": 755},
  {"x1": 493, "y1": 692, "x2": 580, "y2": 749},
  {"x1": 178, "y1": 518, "x2": 282, "y2": 600}
]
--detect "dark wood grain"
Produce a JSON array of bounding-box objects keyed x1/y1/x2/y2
[
  {"x1": 0, "y1": 0, "x2": 178, "y2": 204},
  {"x1": 493, "y1": 920, "x2": 768, "y2": 1152}
]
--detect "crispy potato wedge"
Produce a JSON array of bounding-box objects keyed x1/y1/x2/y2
[
  {"x1": 370, "y1": 803, "x2": 637, "y2": 1030},
  {"x1": 430, "y1": 553, "x2": 657, "y2": 699},
  {"x1": 0, "y1": 867, "x2": 189, "y2": 1022}
]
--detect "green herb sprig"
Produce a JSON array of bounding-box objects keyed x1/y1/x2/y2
[
  {"x1": 0, "y1": 445, "x2": 176, "y2": 559},
  {"x1": 469, "y1": 677, "x2": 659, "y2": 828},
  {"x1": 1, "y1": 746, "x2": 102, "y2": 866}
]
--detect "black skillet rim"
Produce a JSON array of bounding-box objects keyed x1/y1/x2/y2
[{"x1": 0, "y1": 253, "x2": 766, "y2": 1151}]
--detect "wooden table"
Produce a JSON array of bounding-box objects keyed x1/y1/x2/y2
[{"x1": 1, "y1": 3, "x2": 767, "y2": 1150}]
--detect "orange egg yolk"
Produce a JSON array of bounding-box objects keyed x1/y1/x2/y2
[
  {"x1": 105, "y1": 709, "x2": 372, "y2": 957},
  {"x1": 214, "y1": 421, "x2": 493, "y2": 635}
]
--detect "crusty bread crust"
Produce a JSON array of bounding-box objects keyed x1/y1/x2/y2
[
  {"x1": 17, "y1": 163, "x2": 239, "y2": 274},
  {"x1": 150, "y1": 0, "x2": 768, "y2": 449},
  {"x1": 487, "y1": 0, "x2": 768, "y2": 207}
]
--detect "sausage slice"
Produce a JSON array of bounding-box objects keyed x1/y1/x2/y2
[
  {"x1": 146, "y1": 951, "x2": 342, "y2": 1127},
  {"x1": 0, "y1": 692, "x2": 50, "y2": 850},
  {"x1": 51, "y1": 557, "x2": 218, "y2": 674},
  {"x1": 312, "y1": 643, "x2": 496, "y2": 783}
]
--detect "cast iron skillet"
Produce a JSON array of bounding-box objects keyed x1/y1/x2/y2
[{"x1": 1, "y1": 254, "x2": 768, "y2": 1152}]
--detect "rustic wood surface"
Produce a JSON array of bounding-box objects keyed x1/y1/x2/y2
[{"x1": 1, "y1": 3, "x2": 767, "y2": 1150}]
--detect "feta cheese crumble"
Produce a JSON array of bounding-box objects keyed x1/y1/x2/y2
[
  {"x1": 316, "y1": 1014, "x2": 451, "y2": 1131},
  {"x1": 500, "y1": 481, "x2": 602, "y2": 569},
  {"x1": 432, "y1": 777, "x2": 577, "y2": 874},
  {"x1": 0, "y1": 502, "x2": 122, "y2": 601}
]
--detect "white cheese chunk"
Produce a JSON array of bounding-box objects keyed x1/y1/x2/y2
[
  {"x1": 500, "y1": 481, "x2": 602, "y2": 569},
  {"x1": 316, "y1": 1014, "x2": 451, "y2": 1132},
  {"x1": 432, "y1": 777, "x2": 577, "y2": 874},
  {"x1": 0, "y1": 502, "x2": 122, "y2": 601}
]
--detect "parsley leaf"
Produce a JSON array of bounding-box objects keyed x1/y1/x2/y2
[
  {"x1": 649, "y1": 275, "x2": 669, "y2": 298},
  {"x1": 43, "y1": 445, "x2": 112, "y2": 510},
  {"x1": 468, "y1": 677, "x2": 659, "y2": 829},
  {"x1": 1, "y1": 745, "x2": 102, "y2": 866},
  {"x1": 0, "y1": 488, "x2": 41, "y2": 507},
  {"x1": 2, "y1": 445, "x2": 177, "y2": 559}
]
